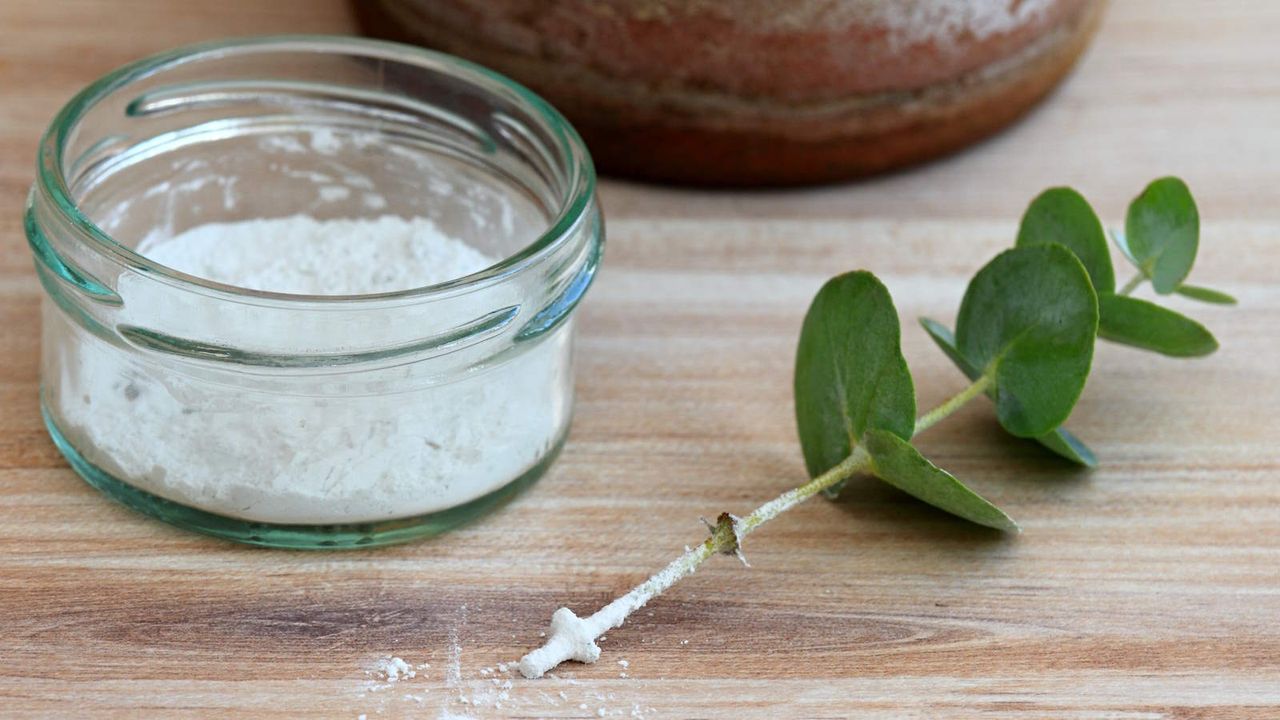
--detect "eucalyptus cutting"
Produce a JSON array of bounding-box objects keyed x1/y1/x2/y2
[{"x1": 518, "y1": 178, "x2": 1231, "y2": 678}]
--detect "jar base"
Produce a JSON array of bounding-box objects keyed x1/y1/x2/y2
[{"x1": 41, "y1": 399, "x2": 565, "y2": 549}]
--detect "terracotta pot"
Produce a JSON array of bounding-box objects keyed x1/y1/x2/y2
[{"x1": 359, "y1": 0, "x2": 1107, "y2": 186}]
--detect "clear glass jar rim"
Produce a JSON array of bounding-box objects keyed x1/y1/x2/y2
[{"x1": 35, "y1": 34, "x2": 598, "y2": 306}]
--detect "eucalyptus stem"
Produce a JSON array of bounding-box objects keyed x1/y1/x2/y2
[
  {"x1": 1118, "y1": 272, "x2": 1144, "y2": 295},
  {"x1": 519, "y1": 376, "x2": 987, "y2": 678},
  {"x1": 913, "y1": 375, "x2": 992, "y2": 435},
  {"x1": 735, "y1": 446, "x2": 870, "y2": 535},
  {"x1": 518, "y1": 448, "x2": 870, "y2": 678}
]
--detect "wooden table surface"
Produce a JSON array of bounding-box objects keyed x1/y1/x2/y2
[{"x1": 2, "y1": 1, "x2": 1278, "y2": 718}]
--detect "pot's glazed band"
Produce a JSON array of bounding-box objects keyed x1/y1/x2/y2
[{"x1": 360, "y1": 0, "x2": 1107, "y2": 185}]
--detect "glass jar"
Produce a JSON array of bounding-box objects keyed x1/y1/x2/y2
[{"x1": 26, "y1": 36, "x2": 603, "y2": 548}]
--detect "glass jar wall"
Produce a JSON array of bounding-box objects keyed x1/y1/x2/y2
[{"x1": 27, "y1": 37, "x2": 602, "y2": 548}]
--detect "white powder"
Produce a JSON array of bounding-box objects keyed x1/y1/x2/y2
[
  {"x1": 137, "y1": 216, "x2": 493, "y2": 295},
  {"x1": 51, "y1": 215, "x2": 572, "y2": 524},
  {"x1": 373, "y1": 656, "x2": 416, "y2": 683},
  {"x1": 633, "y1": 0, "x2": 1056, "y2": 50}
]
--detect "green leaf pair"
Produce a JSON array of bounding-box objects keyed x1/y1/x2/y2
[
  {"x1": 1017, "y1": 180, "x2": 1230, "y2": 358},
  {"x1": 795, "y1": 251, "x2": 1099, "y2": 534},
  {"x1": 794, "y1": 272, "x2": 1018, "y2": 532}
]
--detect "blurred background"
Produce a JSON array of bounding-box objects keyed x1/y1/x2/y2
[{"x1": 1, "y1": 0, "x2": 1277, "y2": 228}]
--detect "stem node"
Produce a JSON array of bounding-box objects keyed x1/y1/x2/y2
[{"x1": 702, "y1": 512, "x2": 748, "y2": 566}]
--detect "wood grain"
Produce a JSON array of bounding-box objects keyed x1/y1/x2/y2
[{"x1": 1, "y1": 1, "x2": 1278, "y2": 718}]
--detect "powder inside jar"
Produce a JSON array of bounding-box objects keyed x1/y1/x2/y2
[
  {"x1": 137, "y1": 215, "x2": 494, "y2": 295},
  {"x1": 52, "y1": 215, "x2": 570, "y2": 524}
]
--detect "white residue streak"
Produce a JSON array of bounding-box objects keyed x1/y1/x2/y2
[
  {"x1": 447, "y1": 606, "x2": 466, "y2": 696},
  {"x1": 686, "y1": 0, "x2": 1055, "y2": 51},
  {"x1": 864, "y1": 0, "x2": 1055, "y2": 50}
]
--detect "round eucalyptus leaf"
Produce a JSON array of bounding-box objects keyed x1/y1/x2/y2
[
  {"x1": 955, "y1": 245, "x2": 1098, "y2": 438},
  {"x1": 794, "y1": 272, "x2": 915, "y2": 479},
  {"x1": 863, "y1": 429, "x2": 1019, "y2": 532},
  {"x1": 1098, "y1": 294, "x2": 1218, "y2": 357},
  {"x1": 919, "y1": 317, "x2": 1097, "y2": 466},
  {"x1": 1125, "y1": 177, "x2": 1199, "y2": 294},
  {"x1": 1016, "y1": 187, "x2": 1115, "y2": 293}
]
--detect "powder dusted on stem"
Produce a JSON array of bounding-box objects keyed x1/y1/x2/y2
[
  {"x1": 518, "y1": 452, "x2": 871, "y2": 678},
  {"x1": 519, "y1": 543, "x2": 716, "y2": 679}
]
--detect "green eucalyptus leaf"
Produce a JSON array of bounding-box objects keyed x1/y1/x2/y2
[
  {"x1": 863, "y1": 429, "x2": 1019, "y2": 532},
  {"x1": 1016, "y1": 187, "x2": 1115, "y2": 293},
  {"x1": 919, "y1": 317, "x2": 1097, "y2": 467},
  {"x1": 1175, "y1": 284, "x2": 1237, "y2": 305},
  {"x1": 955, "y1": 245, "x2": 1099, "y2": 438},
  {"x1": 1097, "y1": 294, "x2": 1218, "y2": 357},
  {"x1": 794, "y1": 271, "x2": 916, "y2": 479},
  {"x1": 1125, "y1": 177, "x2": 1200, "y2": 294}
]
